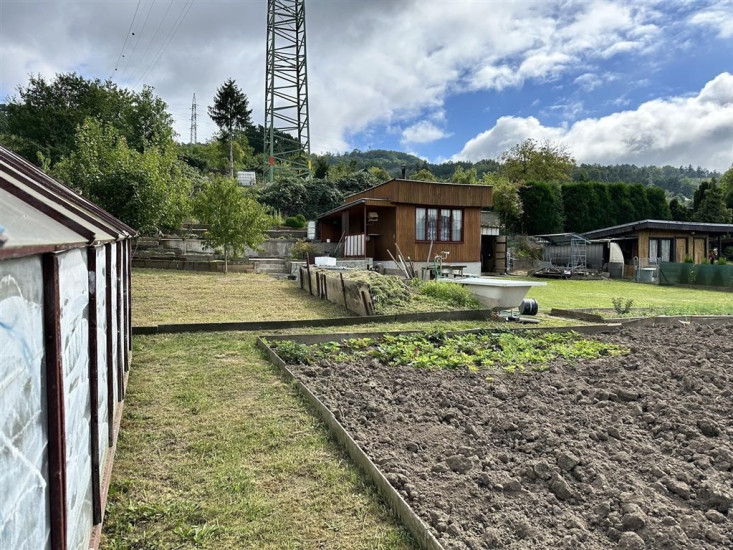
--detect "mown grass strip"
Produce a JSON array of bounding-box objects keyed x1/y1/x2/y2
[{"x1": 102, "y1": 332, "x2": 415, "y2": 549}]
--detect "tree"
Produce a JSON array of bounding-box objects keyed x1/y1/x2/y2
[
  {"x1": 209, "y1": 79, "x2": 252, "y2": 178},
  {"x1": 519, "y1": 182, "x2": 564, "y2": 235},
  {"x1": 720, "y1": 166, "x2": 733, "y2": 209},
  {"x1": 53, "y1": 119, "x2": 192, "y2": 232},
  {"x1": 368, "y1": 166, "x2": 390, "y2": 182},
  {"x1": 482, "y1": 173, "x2": 522, "y2": 233},
  {"x1": 3, "y1": 73, "x2": 173, "y2": 165},
  {"x1": 692, "y1": 179, "x2": 732, "y2": 223},
  {"x1": 195, "y1": 176, "x2": 272, "y2": 272},
  {"x1": 257, "y1": 177, "x2": 343, "y2": 219},
  {"x1": 413, "y1": 168, "x2": 437, "y2": 181},
  {"x1": 500, "y1": 138, "x2": 575, "y2": 183},
  {"x1": 669, "y1": 198, "x2": 691, "y2": 222},
  {"x1": 313, "y1": 156, "x2": 330, "y2": 179},
  {"x1": 451, "y1": 166, "x2": 478, "y2": 184}
]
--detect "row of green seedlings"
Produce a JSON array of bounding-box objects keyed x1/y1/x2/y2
[{"x1": 267, "y1": 330, "x2": 629, "y2": 374}]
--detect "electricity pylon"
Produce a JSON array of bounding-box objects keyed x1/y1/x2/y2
[
  {"x1": 190, "y1": 93, "x2": 197, "y2": 144},
  {"x1": 265, "y1": 0, "x2": 311, "y2": 182}
]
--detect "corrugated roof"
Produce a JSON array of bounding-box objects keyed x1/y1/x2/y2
[{"x1": 0, "y1": 145, "x2": 137, "y2": 259}]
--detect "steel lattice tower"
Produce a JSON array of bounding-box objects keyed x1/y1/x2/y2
[
  {"x1": 190, "y1": 93, "x2": 197, "y2": 144},
  {"x1": 265, "y1": 0, "x2": 311, "y2": 182}
]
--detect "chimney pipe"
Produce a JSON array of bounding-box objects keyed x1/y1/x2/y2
[{"x1": 401, "y1": 164, "x2": 406, "y2": 179}]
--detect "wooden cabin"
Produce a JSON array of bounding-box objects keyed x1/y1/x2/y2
[
  {"x1": 584, "y1": 219, "x2": 733, "y2": 268},
  {"x1": 318, "y1": 179, "x2": 495, "y2": 275}
]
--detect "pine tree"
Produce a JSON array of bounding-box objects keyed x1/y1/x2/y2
[{"x1": 208, "y1": 79, "x2": 252, "y2": 178}]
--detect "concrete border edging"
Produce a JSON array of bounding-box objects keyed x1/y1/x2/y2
[{"x1": 256, "y1": 337, "x2": 446, "y2": 550}]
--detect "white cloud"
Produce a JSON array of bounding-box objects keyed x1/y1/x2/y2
[
  {"x1": 454, "y1": 73, "x2": 733, "y2": 171},
  {"x1": 401, "y1": 120, "x2": 450, "y2": 144},
  {"x1": 689, "y1": 1, "x2": 733, "y2": 38},
  {"x1": 0, "y1": 0, "x2": 729, "y2": 162}
]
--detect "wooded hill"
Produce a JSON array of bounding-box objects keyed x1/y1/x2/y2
[{"x1": 323, "y1": 149, "x2": 719, "y2": 198}]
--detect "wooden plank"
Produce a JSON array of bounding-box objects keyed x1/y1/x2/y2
[
  {"x1": 42, "y1": 253, "x2": 68, "y2": 550},
  {"x1": 86, "y1": 247, "x2": 102, "y2": 524}
]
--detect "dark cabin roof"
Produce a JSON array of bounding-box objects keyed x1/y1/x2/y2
[{"x1": 583, "y1": 220, "x2": 733, "y2": 240}]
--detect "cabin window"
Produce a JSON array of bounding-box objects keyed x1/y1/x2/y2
[
  {"x1": 416, "y1": 207, "x2": 463, "y2": 242},
  {"x1": 649, "y1": 238, "x2": 672, "y2": 262}
]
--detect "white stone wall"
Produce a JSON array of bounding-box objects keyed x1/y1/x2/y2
[
  {"x1": 0, "y1": 256, "x2": 50, "y2": 550},
  {"x1": 58, "y1": 249, "x2": 93, "y2": 550}
]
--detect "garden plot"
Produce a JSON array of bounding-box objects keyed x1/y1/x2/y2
[{"x1": 266, "y1": 324, "x2": 733, "y2": 549}]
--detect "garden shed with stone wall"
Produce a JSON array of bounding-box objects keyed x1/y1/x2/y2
[{"x1": 0, "y1": 145, "x2": 135, "y2": 550}]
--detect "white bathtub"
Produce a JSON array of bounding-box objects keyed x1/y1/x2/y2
[{"x1": 453, "y1": 277, "x2": 547, "y2": 309}]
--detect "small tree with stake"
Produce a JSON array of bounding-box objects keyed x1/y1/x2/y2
[
  {"x1": 194, "y1": 176, "x2": 272, "y2": 272},
  {"x1": 208, "y1": 79, "x2": 252, "y2": 178}
]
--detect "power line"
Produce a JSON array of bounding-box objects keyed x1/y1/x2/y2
[
  {"x1": 118, "y1": 0, "x2": 158, "y2": 82},
  {"x1": 134, "y1": 0, "x2": 196, "y2": 89},
  {"x1": 109, "y1": 0, "x2": 143, "y2": 80},
  {"x1": 125, "y1": 0, "x2": 176, "y2": 85}
]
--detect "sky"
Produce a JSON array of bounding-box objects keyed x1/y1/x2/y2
[{"x1": 1, "y1": 0, "x2": 732, "y2": 171}]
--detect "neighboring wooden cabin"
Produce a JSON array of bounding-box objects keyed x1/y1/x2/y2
[
  {"x1": 318, "y1": 179, "x2": 494, "y2": 275},
  {"x1": 584, "y1": 220, "x2": 733, "y2": 266},
  {"x1": 0, "y1": 146, "x2": 136, "y2": 550}
]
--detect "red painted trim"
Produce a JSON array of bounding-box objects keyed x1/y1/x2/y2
[{"x1": 43, "y1": 253, "x2": 68, "y2": 550}]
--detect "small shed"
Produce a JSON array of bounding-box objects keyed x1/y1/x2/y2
[
  {"x1": 0, "y1": 145, "x2": 136, "y2": 549},
  {"x1": 317, "y1": 179, "x2": 495, "y2": 275},
  {"x1": 583, "y1": 220, "x2": 733, "y2": 265}
]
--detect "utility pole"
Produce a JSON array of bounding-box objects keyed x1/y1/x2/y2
[
  {"x1": 190, "y1": 93, "x2": 197, "y2": 144},
  {"x1": 265, "y1": 0, "x2": 311, "y2": 183}
]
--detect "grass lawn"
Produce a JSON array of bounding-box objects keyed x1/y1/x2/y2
[
  {"x1": 102, "y1": 332, "x2": 415, "y2": 549},
  {"x1": 133, "y1": 269, "x2": 347, "y2": 326},
  {"x1": 523, "y1": 278, "x2": 733, "y2": 316}
]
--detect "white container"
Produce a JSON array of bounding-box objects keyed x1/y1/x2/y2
[
  {"x1": 453, "y1": 277, "x2": 546, "y2": 309},
  {"x1": 315, "y1": 256, "x2": 337, "y2": 267}
]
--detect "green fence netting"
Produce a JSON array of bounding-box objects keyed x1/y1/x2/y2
[{"x1": 659, "y1": 263, "x2": 733, "y2": 288}]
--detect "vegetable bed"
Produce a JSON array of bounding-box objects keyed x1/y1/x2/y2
[{"x1": 267, "y1": 324, "x2": 733, "y2": 549}]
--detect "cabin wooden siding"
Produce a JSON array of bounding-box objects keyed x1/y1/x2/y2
[
  {"x1": 347, "y1": 179, "x2": 492, "y2": 208},
  {"x1": 394, "y1": 205, "x2": 483, "y2": 262},
  {"x1": 637, "y1": 229, "x2": 708, "y2": 263}
]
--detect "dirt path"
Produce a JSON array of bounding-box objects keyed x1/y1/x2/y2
[{"x1": 289, "y1": 323, "x2": 733, "y2": 549}]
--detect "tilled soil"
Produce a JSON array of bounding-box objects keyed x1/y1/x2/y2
[{"x1": 287, "y1": 323, "x2": 733, "y2": 549}]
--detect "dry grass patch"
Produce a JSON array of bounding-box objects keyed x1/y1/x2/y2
[
  {"x1": 133, "y1": 269, "x2": 347, "y2": 326},
  {"x1": 103, "y1": 332, "x2": 415, "y2": 549}
]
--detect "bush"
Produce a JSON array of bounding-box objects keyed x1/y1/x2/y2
[
  {"x1": 284, "y1": 215, "x2": 306, "y2": 228},
  {"x1": 418, "y1": 280, "x2": 479, "y2": 308},
  {"x1": 717, "y1": 257, "x2": 728, "y2": 265},
  {"x1": 290, "y1": 239, "x2": 317, "y2": 259}
]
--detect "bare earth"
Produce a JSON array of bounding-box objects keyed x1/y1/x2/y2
[{"x1": 288, "y1": 323, "x2": 733, "y2": 549}]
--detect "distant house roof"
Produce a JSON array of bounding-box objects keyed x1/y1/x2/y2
[
  {"x1": 583, "y1": 220, "x2": 733, "y2": 240},
  {"x1": 0, "y1": 145, "x2": 137, "y2": 260},
  {"x1": 534, "y1": 233, "x2": 591, "y2": 245}
]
